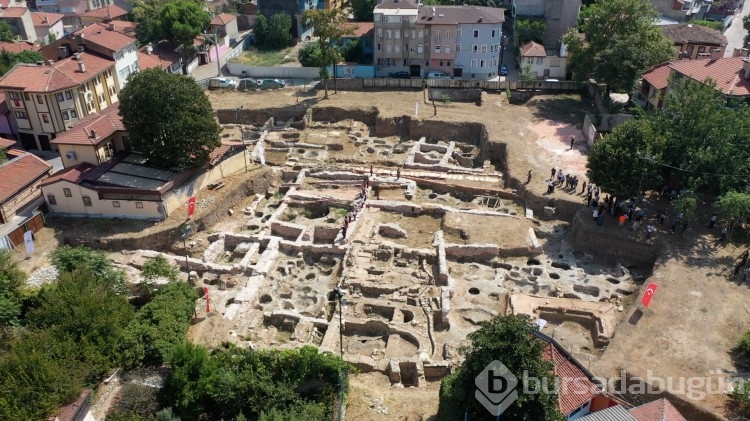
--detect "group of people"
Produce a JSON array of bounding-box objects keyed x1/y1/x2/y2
[
  {"x1": 341, "y1": 178, "x2": 370, "y2": 240},
  {"x1": 546, "y1": 167, "x2": 583, "y2": 194}
]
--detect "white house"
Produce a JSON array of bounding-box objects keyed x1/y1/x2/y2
[
  {"x1": 518, "y1": 40, "x2": 567, "y2": 80},
  {"x1": 31, "y1": 12, "x2": 64, "y2": 43}
]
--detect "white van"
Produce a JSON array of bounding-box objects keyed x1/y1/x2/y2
[
  {"x1": 208, "y1": 77, "x2": 237, "y2": 90},
  {"x1": 425, "y1": 71, "x2": 452, "y2": 79}
]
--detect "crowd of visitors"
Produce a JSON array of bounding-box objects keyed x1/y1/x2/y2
[{"x1": 341, "y1": 178, "x2": 370, "y2": 241}]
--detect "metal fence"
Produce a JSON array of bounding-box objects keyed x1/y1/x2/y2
[{"x1": 362, "y1": 78, "x2": 583, "y2": 91}]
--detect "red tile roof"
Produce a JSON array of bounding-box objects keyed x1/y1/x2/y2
[
  {"x1": 211, "y1": 12, "x2": 236, "y2": 26},
  {"x1": 0, "y1": 52, "x2": 114, "y2": 93},
  {"x1": 52, "y1": 102, "x2": 123, "y2": 145},
  {"x1": 107, "y1": 20, "x2": 136, "y2": 36},
  {"x1": 0, "y1": 150, "x2": 51, "y2": 204},
  {"x1": 0, "y1": 41, "x2": 37, "y2": 53},
  {"x1": 40, "y1": 162, "x2": 96, "y2": 187},
  {"x1": 0, "y1": 6, "x2": 28, "y2": 18},
  {"x1": 542, "y1": 342, "x2": 600, "y2": 415},
  {"x1": 342, "y1": 22, "x2": 374, "y2": 38},
  {"x1": 72, "y1": 22, "x2": 136, "y2": 53},
  {"x1": 661, "y1": 23, "x2": 727, "y2": 46},
  {"x1": 642, "y1": 62, "x2": 673, "y2": 90},
  {"x1": 31, "y1": 11, "x2": 64, "y2": 27},
  {"x1": 79, "y1": 4, "x2": 127, "y2": 19},
  {"x1": 51, "y1": 389, "x2": 91, "y2": 421},
  {"x1": 208, "y1": 141, "x2": 237, "y2": 167},
  {"x1": 642, "y1": 58, "x2": 750, "y2": 96},
  {"x1": 0, "y1": 135, "x2": 15, "y2": 149},
  {"x1": 629, "y1": 398, "x2": 686, "y2": 421},
  {"x1": 520, "y1": 41, "x2": 546, "y2": 57}
]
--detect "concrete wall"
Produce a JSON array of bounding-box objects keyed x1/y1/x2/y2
[
  {"x1": 583, "y1": 114, "x2": 634, "y2": 148},
  {"x1": 428, "y1": 88, "x2": 482, "y2": 102},
  {"x1": 226, "y1": 63, "x2": 321, "y2": 79}
]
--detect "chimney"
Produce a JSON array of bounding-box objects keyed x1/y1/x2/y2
[
  {"x1": 42, "y1": 16, "x2": 47, "y2": 23},
  {"x1": 90, "y1": 129, "x2": 97, "y2": 138},
  {"x1": 743, "y1": 57, "x2": 750, "y2": 80},
  {"x1": 78, "y1": 59, "x2": 86, "y2": 73},
  {"x1": 146, "y1": 44, "x2": 153, "y2": 54},
  {"x1": 478, "y1": 17, "x2": 483, "y2": 23},
  {"x1": 710, "y1": 48, "x2": 722, "y2": 61},
  {"x1": 47, "y1": 59, "x2": 53, "y2": 66},
  {"x1": 741, "y1": 48, "x2": 750, "y2": 58},
  {"x1": 35, "y1": 60, "x2": 43, "y2": 66},
  {"x1": 108, "y1": 22, "x2": 115, "y2": 31}
]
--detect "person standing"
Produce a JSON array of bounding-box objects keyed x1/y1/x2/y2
[
  {"x1": 527, "y1": 170, "x2": 533, "y2": 184},
  {"x1": 570, "y1": 136, "x2": 575, "y2": 150},
  {"x1": 646, "y1": 224, "x2": 655, "y2": 238},
  {"x1": 396, "y1": 168, "x2": 401, "y2": 179},
  {"x1": 709, "y1": 214, "x2": 717, "y2": 228}
]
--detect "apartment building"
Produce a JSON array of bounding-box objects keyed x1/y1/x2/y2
[
  {"x1": 0, "y1": 6, "x2": 36, "y2": 42},
  {"x1": 373, "y1": 0, "x2": 420, "y2": 77},
  {"x1": 41, "y1": 22, "x2": 139, "y2": 89},
  {"x1": 418, "y1": 5, "x2": 504, "y2": 79},
  {"x1": 0, "y1": 52, "x2": 119, "y2": 151}
]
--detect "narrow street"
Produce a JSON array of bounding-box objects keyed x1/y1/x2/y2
[{"x1": 724, "y1": 0, "x2": 750, "y2": 56}]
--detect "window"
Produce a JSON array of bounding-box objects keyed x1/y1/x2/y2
[
  {"x1": 480, "y1": 59, "x2": 485, "y2": 68},
  {"x1": 377, "y1": 28, "x2": 382, "y2": 37},
  {"x1": 386, "y1": 44, "x2": 392, "y2": 53},
  {"x1": 536, "y1": 57, "x2": 543, "y2": 64},
  {"x1": 472, "y1": 45, "x2": 478, "y2": 52},
  {"x1": 404, "y1": 30, "x2": 409, "y2": 39},
  {"x1": 473, "y1": 29, "x2": 479, "y2": 38},
  {"x1": 435, "y1": 45, "x2": 440, "y2": 53},
  {"x1": 434, "y1": 30, "x2": 440, "y2": 40},
  {"x1": 70, "y1": 109, "x2": 77, "y2": 119},
  {"x1": 14, "y1": 110, "x2": 27, "y2": 119},
  {"x1": 98, "y1": 94, "x2": 105, "y2": 103},
  {"x1": 65, "y1": 90, "x2": 72, "y2": 99},
  {"x1": 403, "y1": 59, "x2": 407, "y2": 66},
  {"x1": 47, "y1": 194, "x2": 57, "y2": 205},
  {"x1": 471, "y1": 59, "x2": 477, "y2": 68},
  {"x1": 417, "y1": 44, "x2": 423, "y2": 54},
  {"x1": 112, "y1": 201, "x2": 120, "y2": 208},
  {"x1": 56, "y1": 93, "x2": 64, "y2": 102},
  {"x1": 36, "y1": 95, "x2": 43, "y2": 104},
  {"x1": 439, "y1": 60, "x2": 444, "y2": 66},
  {"x1": 411, "y1": 30, "x2": 415, "y2": 38},
  {"x1": 374, "y1": 13, "x2": 382, "y2": 22},
  {"x1": 62, "y1": 110, "x2": 69, "y2": 120},
  {"x1": 445, "y1": 45, "x2": 451, "y2": 54},
  {"x1": 8, "y1": 92, "x2": 20, "y2": 100},
  {"x1": 135, "y1": 202, "x2": 143, "y2": 209},
  {"x1": 456, "y1": 44, "x2": 461, "y2": 52},
  {"x1": 23, "y1": 92, "x2": 29, "y2": 100},
  {"x1": 481, "y1": 45, "x2": 487, "y2": 53},
  {"x1": 491, "y1": 29, "x2": 496, "y2": 37},
  {"x1": 386, "y1": 30, "x2": 392, "y2": 39},
  {"x1": 446, "y1": 31, "x2": 452, "y2": 39},
  {"x1": 417, "y1": 30, "x2": 423, "y2": 38},
  {"x1": 697, "y1": 46, "x2": 706, "y2": 53},
  {"x1": 63, "y1": 188, "x2": 72, "y2": 197},
  {"x1": 394, "y1": 44, "x2": 399, "y2": 53},
  {"x1": 457, "y1": 29, "x2": 462, "y2": 37},
  {"x1": 377, "y1": 43, "x2": 381, "y2": 51},
  {"x1": 447, "y1": 61, "x2": 452, "y2": 67},
  {"x1": 42, "y1": 114, "x2": 49, "y2": 124},
  {"x1": 82, "y1": 196, "x2": 92, "y2": 207},
  {"x1": 526, "y1": 57, "x2": 534, "y2": 64},
  {"x1": 395, "y1": 30, "x2": 400, "y2": 39}
]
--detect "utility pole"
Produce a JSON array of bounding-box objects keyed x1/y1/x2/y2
[
  {"x1": 236, "y1": 105, "x2": 248, "y2": 173},
  {"x1": 203, "y1": 32, "x2": 221, "y2": 77},
  {"x1": 181, "y1": 222, "x2": 192, "y2": 283}
]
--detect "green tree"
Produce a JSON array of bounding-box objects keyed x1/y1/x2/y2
[
  {"x1": 562, "y1": 0, "x2": 673, "y2": 92},
  {"x1": 154, "y1": 0, "x2": 210, "y2": 74},
  {"x1": 27, "y1": 270, "x2": 134, "y2": 376},
  {"x1": 351, "y1": 0, "x2": 378, "y2": 21},
  {"x1": 118, "y1": 69, "x2": 221, "y2": 169},
  {"x1": 515, "y1": 18, "x2": 546, "y2": 45},
  {"x1": 51, "y1": 245, "x2": 126, "y2": 293},
  {"x1": 586, "y1": 118, "x2": 664, "y2": 198},
  {"x1": 297, "y1": 42, "x2": 324, "y2": 67},
  {"x1": 253, "y1": 13, "x2": 292, "y2": 50},
  {"x1": 716, "y1": 191, "x2": 750, "y2": 238},
  {"x1": 0, "y1": 50, "x2": 45, "y2": 76},
  {"x1": 302, "y1": 8, "x2": 353, "y2": 99},
  {"x1": 142, "y1": 255, "x2": 180, "y2": 283},
  {"x1": 132, "y1": 0, "x2": 165, "y2": 45},
  {"x1": 674, "y1": 192, "x2": 697, "y2": 221},
  {"x1": 0, "y1": 21, "x2": 15, "y2": 42},
  {"x1": 744, "y1": 14, "x2": 750, "y2": 32},
  {"x1": 438, "y1": 315, "x2": 565, "y2": 420},
  {"x1": 0, "y1": 250, "x2": 25, "y2": 326}
]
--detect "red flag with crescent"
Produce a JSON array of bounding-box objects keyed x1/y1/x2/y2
[
  {"x1": 187, "y1": 197, "x2": 196, "y2": 217},
  {"x1": 204, "y1": 287, "x2": 210, "y2": 313},
  {"x1": 641, "y1": 283, "x2": 658, "y2": 308}
]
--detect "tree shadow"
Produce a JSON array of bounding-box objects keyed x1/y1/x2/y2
[{"x1": 528, "y1": 94, "x2": 594, "y2": 126}]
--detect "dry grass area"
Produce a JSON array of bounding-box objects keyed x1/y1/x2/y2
[{"x1": 347, "y1": 372, "x2": 440, "y2": 421}]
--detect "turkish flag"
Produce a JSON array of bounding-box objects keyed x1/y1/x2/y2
[
  {"x1": 187, "y1": 196, "x2": 196, "y2": 217},
  {"x1": 640, "y1": 283, "x2": 658, "y2": 308},
  {"x1": 204, "y1": 287, "x2": 210, "y2": 313}
]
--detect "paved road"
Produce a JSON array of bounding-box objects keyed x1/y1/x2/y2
[{"x1": 724, "y1": 1, "x2": 750, "y2": 56}]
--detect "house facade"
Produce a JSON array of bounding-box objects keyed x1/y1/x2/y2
[
  {"x1": 660, "y1": 23, "x2": 727, "y2": 60},
  {"x1": 0, "y1": 7, "x2": 36, "y2": 42},
  {"x1": 650, "y1": 0, "x2": 708, "y2": 22},
  {"x1": 31, "y1": 11, "x2": 64, "y2": 43},
  {"x1": 518, "y1": 40, "x2": 567, "y2": 79},
  {"x1": 341, "y1": 22, "x2": 374, "y2": 65},
  {"x1": 209, "y1": 12, "x2": 239, "y2": 41},
  {"x1": 51, "y1": 101, "x2": 127, "y2": 167},
  {"x1": 41, "y1": 22, "x2": 139, "y2": 88},
  {"x1": 0, "y1": 52, "x2": 119, "y2": 151},
  {"x1": 77, "y1": 4, "x2": 127, "y2": 27},
  {"x1": 511, "y1": 0, "x2": 581, "y2": 49},
  {"x1": 373, "y1": 0, "x2": 420, "y2": 77}
]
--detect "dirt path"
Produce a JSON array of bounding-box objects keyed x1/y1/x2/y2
[{"x1": 347, "y1": 372, "x2": 440, "y2": 420}]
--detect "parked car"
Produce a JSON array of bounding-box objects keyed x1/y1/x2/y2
[
  {"x1": 208, "y1": 77, "x2": 237, "y2": 89},
  {"x1": 499, "y1": 64, "x2": 508, "y2": 76},
  {"x1": 389, "y1": 71, "x2": 411, "y2": 79},
  {"x1": 425, "y1": 70, "x2": 452, "y2": 79},
  {"x1": 257, "y1": 79, "x2": 286, "y2": 89},
  {"x1": 238, "y1": 78, "x2": 260, "y2": 90}
]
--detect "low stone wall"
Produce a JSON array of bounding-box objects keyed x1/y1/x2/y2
[
  {"x1": 311, "y1": 106, "x2": 378, "y2": 126},
  {"x1": 428, "y1": 88, "x2": 482, "y2": 103},
  {"x1": 444, "y1": 243, "x2": 500, "y2": 259},
  {"x1": 220, "y1": 107, "x2": 307, "y2": 126}
]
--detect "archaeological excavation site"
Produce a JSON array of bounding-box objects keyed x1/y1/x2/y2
[{"x1": 99, "y1": 104, "x2": 659, "y2": 391}]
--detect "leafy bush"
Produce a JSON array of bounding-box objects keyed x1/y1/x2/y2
[
  {"x1": 254, "y1": 13, "x2": 292, "y2": 50},
  {"x1": 0, "y1": 250, "x2": 25, "y2": 326},
  {"x1": 298, "y1": 42, "x2": 324, "y2": 67},
  {"x1": 161, "y1": 344, "x2": 350, "y2": 420},
  {"x1": 51, "y1": 245, "x2": 126, "y2": 293},
  {"x1": 120, "y1": 282, "x2": 198, "y2": 368}
]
